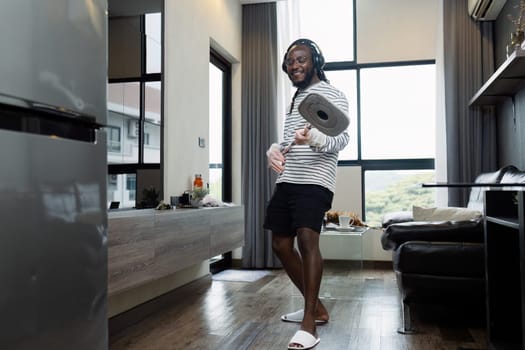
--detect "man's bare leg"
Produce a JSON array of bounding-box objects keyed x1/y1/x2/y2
[
  {"x1": 272, "y1": 233, "x2": 328, "y2": 323},
  {"x1": 294, "y1": 227, "x2": 323, "y2": 338}
]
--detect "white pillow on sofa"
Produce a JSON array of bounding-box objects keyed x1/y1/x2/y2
[{"x1": 412, "y1": 205, "x2": 482, "y2": 221}]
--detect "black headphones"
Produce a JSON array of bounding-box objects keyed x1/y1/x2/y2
[{"x1": 281, "y1": 38, "x2": 325, "y2": 73}]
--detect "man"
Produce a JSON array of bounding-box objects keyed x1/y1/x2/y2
[{"x1": 264, "y1": 38, "x2": 350, "y2": 349}]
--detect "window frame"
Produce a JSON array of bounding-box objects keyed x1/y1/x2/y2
[
  {"x1": 327, "y1": 60, "x2": 436, "y2": 222},
  {"x1": 209, "y1": 49, "x2": 233, "y2": 273},
  {"x1": 209, "y1": 49, "x2": 233, "y2": 203},
  {"x1": 107, "y1": 12, "x2": 164, "y2": 199},
  {"x1": 313, "y1": 0, "x2": 436, "y2": 222}
]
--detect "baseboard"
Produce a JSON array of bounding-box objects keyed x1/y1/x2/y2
[
  {"x1": 324, "y1": 259, "x2": 393, "y2": 269},
  {"x1": 230, "y1": 259, "x2": 392, "y2": 270},
  {"x1": 363, "y1": 260, "x2": 393, "y2": 269}
]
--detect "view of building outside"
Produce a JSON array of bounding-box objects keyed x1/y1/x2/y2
[
  {"x1": 107, "y1": 13, "x2": 162, "y2": 208},
  {"x1": 107, "y1": 82, "x2": 140, "y2": 164},
  {"x1": 107, "y1": 173, "x2": 136, "y2": 209},
  {"x1": 144, "y1": 81, "x2": 162, "y2": 164}
]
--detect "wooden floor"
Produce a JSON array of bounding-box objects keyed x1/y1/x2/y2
[{"x1": 109, "y1": 261, "x2": 487, "y2": 350}]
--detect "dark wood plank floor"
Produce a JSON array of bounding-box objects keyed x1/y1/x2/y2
[{"x1": 109, "y1": 261, "x2": 487, "y2": 350}]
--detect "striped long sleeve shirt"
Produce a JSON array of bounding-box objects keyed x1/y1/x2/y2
[{"x1": 277, "y1": 81, "x2": 350, "y2": 193}]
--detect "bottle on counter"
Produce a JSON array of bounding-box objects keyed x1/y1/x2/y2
[{"x1": 193, "y1": 174, "x2": 203, "y2": 189}]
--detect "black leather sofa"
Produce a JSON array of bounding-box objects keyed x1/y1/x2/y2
[{"x1": 381, "y1": 165, "x2": 524, "y2": 333}]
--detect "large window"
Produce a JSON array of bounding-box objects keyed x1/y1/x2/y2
[
  {"x1": 107, "y1": 82, "x2": 140, "y2": 164},
  {"x1": 209, "y1": 50, "x2": 233, "y2": 273},
  {"x1": 324, "y1": 70, "x2": 358, "y2": 160},
  {"x1": 364, "y1": 169, "x2": 435, "y2": 227},
  {"x1": 209, "y1": 50, "x2": 232, "y2": 202},
  {"x1": 107, "y1": 11, "x2": 163, "y2": 208},
  {"x1": 284, "y1": 0, "x2": 436, "y2": 227},
  {"x1": 360, "y1": 65, "x2": 435, "y2": 160}
]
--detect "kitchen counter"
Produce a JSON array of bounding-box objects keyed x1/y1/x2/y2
[{"x1": 107, "y1": 205, "x2": 244, "y2": 297}]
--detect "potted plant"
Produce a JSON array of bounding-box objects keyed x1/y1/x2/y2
[
  {"x1": 507, "y1": 0, "x2": 525, "y2": 56},
  {"x1": 191, "y1": 187, "x2": 209, "y2": 207},
  {"x1": 138, "y1": 186, "x2": 160, "y2": 209}
]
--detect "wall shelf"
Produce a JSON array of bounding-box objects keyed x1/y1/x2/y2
[{"x1": 469, "y1": 48, "x2": 525, "y2": 106}]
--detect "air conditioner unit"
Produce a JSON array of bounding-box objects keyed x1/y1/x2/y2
[
  {"x1": 128, "y1": 119, "x2": 139, "y2": 138},
  {"x1": 468, "y1": 0, "x2": 507, "y2": 21}
]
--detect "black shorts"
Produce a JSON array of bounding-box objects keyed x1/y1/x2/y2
[{"x1": 263, "y1": 183, "x2": 333, "y2": 236}]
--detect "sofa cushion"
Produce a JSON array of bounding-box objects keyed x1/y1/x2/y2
[
  {"x1": 394, "y1": 241, "x2": 485, "y2": 277},
  {"x1": 467, "y1": 165, "x2": 517, "y2": 211},
  {"x1": 381, "y1": 219, "x2": 483, "y2": 250},
  {"x1": 413, "y1": 205, "x2": 481, "y2": 221},
  {"x1": 499, "y1": 166, "x2": 525, "y2": 184},
  {"x1": 381, "y1": 210, "x2": 413, "y2": 228}
]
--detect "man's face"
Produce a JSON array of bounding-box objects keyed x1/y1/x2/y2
[{"x1": 284, "y1": 45, "x2": 317, "y2": 89}]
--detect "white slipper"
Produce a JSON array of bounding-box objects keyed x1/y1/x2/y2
[
  {"x1": 280, "y1": 309, "x2": 328, "y2": 324},
  {"x1": 288, "y1": 330, "x2": 320, "y2": 350}
]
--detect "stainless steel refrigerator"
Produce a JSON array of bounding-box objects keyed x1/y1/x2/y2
[{"x1": 0, "y1": 1, "x2": 108, "y2": 349}]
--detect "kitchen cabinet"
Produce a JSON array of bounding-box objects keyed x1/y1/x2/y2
[{"x1": 107, "y1": 206, "x2": 244, "y2": 296}]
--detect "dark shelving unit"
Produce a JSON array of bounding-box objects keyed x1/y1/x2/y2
[
  {"x1": 484, "y1": 190, "x2": 525, "y2": 349},
  {"x1": 469, "y1": 48, "x2": 525, "y2": 106}
]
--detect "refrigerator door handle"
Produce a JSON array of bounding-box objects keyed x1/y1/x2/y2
[{"x1": 0, "y1": 94, "x2": 105, "y2": 143}]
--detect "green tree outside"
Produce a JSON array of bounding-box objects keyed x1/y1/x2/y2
[{"x1": 365, "y1": 173, "x2": 435, "y2": 227}]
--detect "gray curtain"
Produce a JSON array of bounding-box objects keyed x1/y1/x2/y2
[
  {"x1": 241, "y1": 3, "x2": 281, "y2": 268},
  {"x1": 443, "y1": 0, "x2": 498, "y2": 206}
]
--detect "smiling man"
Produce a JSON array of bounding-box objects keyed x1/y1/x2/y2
[{"x1": 264, "y1": 39, "x2": 350, "y2": 350}]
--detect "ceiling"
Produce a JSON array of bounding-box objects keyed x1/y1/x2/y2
[
  {"x1": 108, "y1": 0, "x2": 282, "y2": 17},
  {"x1": 108, "y1": 0, "x2": 163, "y2": 17},
  {"x1": 239, "y1": 0, "x2": 282, "y2": 3}
]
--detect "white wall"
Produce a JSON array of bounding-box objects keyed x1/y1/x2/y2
[
  {"x1": 164, "y1": 0, "x2": 242, "y2": 205},
  {"x1": 357, "y1": 0, "x2": 438, "y2": 63},
  {"x1": 109, "y1": 0, "x2": 243, "y2": 316}
]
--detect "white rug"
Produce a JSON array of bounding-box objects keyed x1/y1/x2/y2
[{"x1": 212, "y1": 269, "x2": 271, "y2": 282}]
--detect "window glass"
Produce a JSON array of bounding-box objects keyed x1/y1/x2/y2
[
  {"x1": 298, "y1": 0, "x2": 354, "y2": 62},
  {"x1": 107, "y1": 126, "x2": 121, "y2": 153},
  {"x1": 107, "y1": 82, "x2": 140, "y2": 164},
  {"x1": 108, "y1": 10, "x2": 162, "y2": 208},
  {"x1": 209, "y1": 62, "x2": 223, "y2": 200},
  {"x1": 144, "y1": 81, "x2": 161, "y2": 163},
  {"x1": 107, "y1": 173, "x2": 136, "y2": 209},
  {"x1": 145, "y1": 13, "x2": 161, "y2": 74},
  {"x1": 108, "y1": 82, "x2": 140, "y2": 117},
  {"x1": 364, "y1": 169, "x2": 435, "y2": 227},
  {"x1": 282, "y1": 1, "x2": 437, "y2": 224},
  {"x1": 126, "y1": 175, "x2": 136, "y2": 201},
  {"x1": 360, "y1": 64, "x2": 436, "y2": 160},
  {"x1": 325, "y1": 70, "x2": 358, "y2": 160}
]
